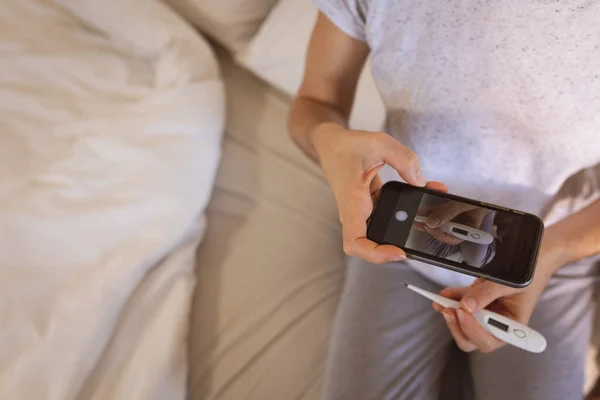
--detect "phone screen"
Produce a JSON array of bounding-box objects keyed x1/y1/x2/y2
[{"x1": 368, "y1": 182, "x2": 543, "y2": 285}]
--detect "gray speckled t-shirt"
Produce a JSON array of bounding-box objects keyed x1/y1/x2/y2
[{"x1": 316, "y1": 0, "x2": 600, "y2": 286}]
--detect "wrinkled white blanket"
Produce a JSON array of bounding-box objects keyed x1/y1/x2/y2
[{"x1": 0, "y1": 1, "x2": 224, "y2": 399}]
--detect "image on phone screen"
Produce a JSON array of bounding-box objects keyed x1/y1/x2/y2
[{"x1": 383, "y1": 192, "x2": 523, "y2": 275}]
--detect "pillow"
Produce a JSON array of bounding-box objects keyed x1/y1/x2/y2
[
  {"x1": 236, "y1": 0, "x2": 386, "y2": 131},
  {"x1": 164, "y1": 0, "x2": 278, "y2": 52}
]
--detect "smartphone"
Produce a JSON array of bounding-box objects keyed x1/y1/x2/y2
[{"x1": 367, "y1": 181, "x2": 544, "y2": 287}]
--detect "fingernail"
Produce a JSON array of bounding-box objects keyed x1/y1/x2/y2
[
  {"x1": 391, "y1": 254, "x2": 406, "y2": 261},
  {"x1": 462, "y1": 297, "x2": 477, "y2": 312},
  {"x1": 414, "y1": 171, "x2": 427, "y2": 187},
  {"x1": 443, "y1": 311, "x2": 452, "y2": 323},
  {"x1": 456, "y1": 309, "x2": 465, "y2": 323}
]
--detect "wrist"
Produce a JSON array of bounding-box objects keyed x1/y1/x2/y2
[
  {"x1": 309, "y1": 122, "x2": 346, "y2": 159},
  {"x1": 535, "y1": 227, "x2": 570, "y2": 280},
  {"x1": 544, "y1": 225, "x2": 572, "y2": 264}
]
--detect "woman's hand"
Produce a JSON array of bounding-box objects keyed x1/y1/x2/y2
[
  {"x1": 414, "y1": 201, "x2": 488, "y2": 245},
  {"x1": 433, "y1": 238, "x2": 565, "y2": 353},
  {"x1": 311, "y1": 122, "x2": 447, "y2": 265},
  {"x1": 433, "y1": 277, "x2": 548, "y2": 352}
]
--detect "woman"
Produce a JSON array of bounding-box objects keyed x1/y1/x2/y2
[{"x1": 288, "y1": 1, "x2": 600, "y2": 399}]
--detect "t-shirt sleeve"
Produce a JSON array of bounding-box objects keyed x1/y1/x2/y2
[{"x1": 314, "y1": 0, "x2": 369, "y2": 42}]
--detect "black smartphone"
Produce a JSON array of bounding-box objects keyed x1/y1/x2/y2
[{"x1": 367, "y1": 181, "x2": 544, "y2": 287}]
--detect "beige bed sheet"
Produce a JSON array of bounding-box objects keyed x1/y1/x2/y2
[{"x1": 188, "y1": 50, "x2": 344, "y2": 399}]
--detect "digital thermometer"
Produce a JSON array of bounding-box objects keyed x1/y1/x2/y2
[
  {"x1": 404, "y1": 282, "x2": 547, "y2": 353},
  {"x1": 413, "y1": 215, "x2": 494, "y2": 245}
]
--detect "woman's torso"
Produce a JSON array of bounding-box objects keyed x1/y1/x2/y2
[
  {"x1": 363, "y1": 0, "x2": 600, "y2": 285},
  {"x1": 366, "y1": 0, "x2": 600, "y2": 213}
]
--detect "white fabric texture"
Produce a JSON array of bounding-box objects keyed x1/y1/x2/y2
[
  {"x1": 165, "y1": 0, "x2": 278, "y2": 52},
  {"x1": 0, "y1": 1, "x2": 224, "y2": 399},
  {"x1": 236, "y1": 0, "x2": 386, "y2": 131}
]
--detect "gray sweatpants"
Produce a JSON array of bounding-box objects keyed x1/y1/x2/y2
[{"x1": 324, "y1": 258, "x2": 598, "y2": 400}]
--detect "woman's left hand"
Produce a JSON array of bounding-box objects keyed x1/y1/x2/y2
[{"x1": 434, "y1": 246, "x2": 563, "y2": 353}]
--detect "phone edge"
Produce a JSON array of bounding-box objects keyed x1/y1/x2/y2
[{"x1": 405, "y1": 252, "x2": 531, "y2": 289}]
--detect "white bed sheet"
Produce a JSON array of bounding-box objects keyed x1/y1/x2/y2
[{"x1": 0, "y1": 1, "x2": 224, "y2": 399}]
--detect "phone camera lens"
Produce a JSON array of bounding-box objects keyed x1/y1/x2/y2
[{"x1": 395, "y1": 211, "x2": 408, "y2": 221}]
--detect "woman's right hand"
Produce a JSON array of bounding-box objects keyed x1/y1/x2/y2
[{"x1": 311, "y1": 122, "x2": 447, "y2": 264}]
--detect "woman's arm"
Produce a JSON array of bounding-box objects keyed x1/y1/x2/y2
[
  {"x1": 289, "y1": 12, "x2": 369, "y2": 164},
  {"x1": 542, "y1": 199, "x2": 600, "y2": 274},
  {"x1": 288, "y1": 12, "x2": 439, "y2": 264},
  {"x1": 434, "y1": 198, "x2": 600, "y2": 353}
]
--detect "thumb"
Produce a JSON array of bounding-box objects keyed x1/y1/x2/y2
[{"x1": 460, "y1": 278, "x2": 513, "y2": 313}]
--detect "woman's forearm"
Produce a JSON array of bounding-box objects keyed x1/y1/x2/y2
[
  {"x1": 288, "y1": 13, "x2": 369, "y2": 164},
  {"x1": 288, "y1": 96, "x2": 348, "y2": 164},
  {"x1": 542, "y1": 199, "x2": 600, "y2": 273}
]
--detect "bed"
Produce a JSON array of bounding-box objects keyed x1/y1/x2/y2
[
  {"x1": 0, "y1": 1, "x2": 224, "y2": 399},
  {"x1": 2, "y1": 0, "x2": 598, "y2": 398}
]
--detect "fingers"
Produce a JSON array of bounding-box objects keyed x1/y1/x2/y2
[
  {"x1": 425, "y1": 200, "x2": 461, "y2": 228},
  {"x1": 454, "y1": 309, "x2": 505, "y2": 353},
  {"x1": 342, "y1": 212, "x2": 406, "y2": 264},
  {"x1": 442, "y1": 309, "x2": 477, "y2": 352},
  {"x1": 439, "y1": 286, "x2": 467, "y2": 300},
  {"x1": 432, "y1": 287, "x2": 465, "y2": 313},
  {"x1": 416, "y1": 206, "x2": 434, "y2": 217},
  {"x1": 347, "y1": 238, "x2": 406, "y2": 264},
  {"x1": 342, "y1": 218, "x2": 406, "y2": 264},
  {"x1": 440, "y1": 309, "x2": 505, "y2": 353},
  {"x1": 378, "y1": 133, "x2": 427, "y2": 187},
  {"x1": 460, "y1": 278, "x2": 514, "y2": 313},
  {"x1": 370, "y1": 134, "x2": 446, "y2": 190},
  {"x1": 436, "y1": 290, "x2": 505, "y2": 353},
  {"x1": 416, "y1": 184, "x2": 448, "y2": 216},
  {"x1": 413, "y1": 221, "x2": 427, "y2": 232},
  {"x1": 425, "y1": 200, "x2": 476, "y2": 228},
  {"x1": 425, "y1": 181, "x2": 448, "y2": 193},
  {"x1": 340, "y1": 179, "x2": 405, "y2": 264},
  {"x1": 337, "y1": 133, "x2": 452, "y2": 264}
]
